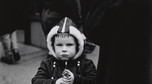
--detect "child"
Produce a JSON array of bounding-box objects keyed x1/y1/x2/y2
[{"x1": 32, "y1": 17, "x2": 96, "y2": 84}]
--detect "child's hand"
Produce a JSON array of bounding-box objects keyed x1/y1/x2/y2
[
  {"x1": 62, "y1": 69, "x2": 74, "y2": 83},
  {"x1": 56, "y1": 78, "x2": 69, "y2": 84}
]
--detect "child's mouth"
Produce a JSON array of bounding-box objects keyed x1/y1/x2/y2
[{"x1": 62, "y1": 54, "x2": 68, "y2": 57}]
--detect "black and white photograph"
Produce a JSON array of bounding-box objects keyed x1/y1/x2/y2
[{"x1": 0, "y1": 0, "x2": 151, "y2": 84}]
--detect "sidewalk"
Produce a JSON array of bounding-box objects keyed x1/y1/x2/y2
[{"x1": 0, "y1": 43, "x2": 48, "y2": 84}]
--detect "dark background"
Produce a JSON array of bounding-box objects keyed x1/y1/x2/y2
[{"x1": 84, "y1": 0, "x2": 152, "y2": 84}]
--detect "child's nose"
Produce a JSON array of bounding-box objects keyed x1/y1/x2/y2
[{"x1": 62, "y1": 46, "x2": 67, "y2": 52}]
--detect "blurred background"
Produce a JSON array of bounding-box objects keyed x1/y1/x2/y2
[{"x1": 0, "y1": 0, "x2": 151, "y2": 84}]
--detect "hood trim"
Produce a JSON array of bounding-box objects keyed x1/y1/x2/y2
[{"x1": 46, "y1": 17, "x2": 85, "y2": 60}]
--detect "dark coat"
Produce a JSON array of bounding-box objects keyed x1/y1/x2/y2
[
  {"x1": 84, "y1": 0, "x2": 150, "y2": 84},
  {"x1": 32, "y1": 55, "x2": 96, "y2": 84}
]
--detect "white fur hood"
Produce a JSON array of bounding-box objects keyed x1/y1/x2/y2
[{"x1": 46, "y1": 17, "x2": 85, "y2": 60}]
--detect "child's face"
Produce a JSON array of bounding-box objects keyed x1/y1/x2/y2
[{"x1": 54, "y1": 36, "x2": 76, "y2": 61}]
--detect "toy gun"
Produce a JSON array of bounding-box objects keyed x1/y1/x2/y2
[{"x1": 62, "y1": 69, "x2": 71, "y2": 80}]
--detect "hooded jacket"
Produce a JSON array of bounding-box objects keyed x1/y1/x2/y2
[{"x1": 32, "y1": 17, "x2": 96, "y2": 84}]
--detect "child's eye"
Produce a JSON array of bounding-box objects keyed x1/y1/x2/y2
[
  {"x1": 67, "y1": 43, "x2": 74, "y2": 46},
  {"x1": 56, "y1": 44, "x2": 62, "y2": 46}
]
